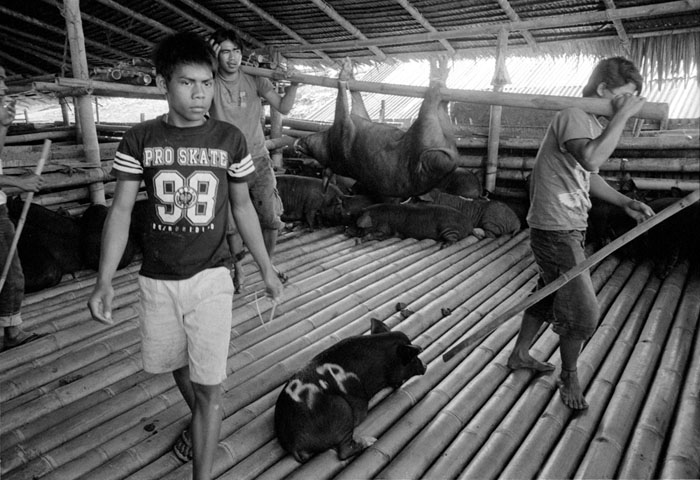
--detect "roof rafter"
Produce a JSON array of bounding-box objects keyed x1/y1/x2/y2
[
  {"x1": 170, "y1": 0, "x2": 265, "y2": 48},
  {"x1": 38, "y1": 0, "x2": 155, "y2": 49},
  {"x1": 495, "y1": 0, "x2": 537, "y2": 50},
  {"x1": 0, "y1": 38, "x2": 71, "y2": 72},
  {"x1": 236, "y1": 0, "x2": 333, "y2": 63},
  {"x1": 0, "y1": 24, "x2": 110, "y2": 65},
  {"x1": 603, "y1": 0, "x2": 631, "y2": 54},
  {"x1": 0, "y1": 4, "x2": 133, "y2": 59},
  {"x1": 151, "y1": 0, "x2": 218, "y2": 37},
  {"x1": 92, "y1": 0, "x2": 176, "y2": 35},
  {"x1": 307, "y1": 0, "x2": 387, "y2": 61},
  {"x1": 279, "y1": 0, "x2": 700, "y2": 53},
  {"x1": 393, "y1": 0, "x2": 455, "y2": 55},
  {"x1": 0, "y1": 50, "x2": 47, "y2": 75}
]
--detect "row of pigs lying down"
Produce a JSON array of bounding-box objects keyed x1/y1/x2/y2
[{"x1": 10, "y1": 170, "x2": 697, "y2": 294}]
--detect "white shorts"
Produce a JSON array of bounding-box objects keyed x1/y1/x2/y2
[{"x1": 137, "y1": 267, "x2": 234, "y2": 385}]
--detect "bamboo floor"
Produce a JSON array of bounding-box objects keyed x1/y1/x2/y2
[{"x1": 1, "y1": 227, "x2": 699, "y2": 480}]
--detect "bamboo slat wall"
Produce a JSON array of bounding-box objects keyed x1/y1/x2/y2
[{"x1": 1, "y1": 227, "x2": 698, "y2": 480}]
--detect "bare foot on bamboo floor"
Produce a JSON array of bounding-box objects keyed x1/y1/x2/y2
[
  {"x1": 558, "y1": 369, "x2": 589, "y2": 410},
  {"x1": 507, "y1": 352, "x2": 555, "y2": 373}
]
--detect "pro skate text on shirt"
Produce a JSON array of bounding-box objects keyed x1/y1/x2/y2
[{"x1": 142, "y1": 147, "x2": 229, "y2": 168}]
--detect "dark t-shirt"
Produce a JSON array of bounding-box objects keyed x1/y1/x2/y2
[{"x1": 113, "y1": 116, "x2": 254, "y2": 280}]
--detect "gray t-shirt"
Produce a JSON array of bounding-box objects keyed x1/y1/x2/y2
[
  {"x1": 527, "y1": 107, "x2": 603, "y2": 231},
  {"x1": 209, "y1": 72, "x2": 274, "y2": 159}
]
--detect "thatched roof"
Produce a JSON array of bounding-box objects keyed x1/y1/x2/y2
[{"x1": 1, "y1": 0, "x2": 699, "y2": 83}]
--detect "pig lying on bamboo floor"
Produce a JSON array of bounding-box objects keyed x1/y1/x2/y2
[
  {"x1": 413, "y1": 190, "x2": 521, "y2": 237},
  {"x1": 353, "y1": 203, "x2": 478, "y2": 245},
  {"x1": 295, "y1": 59, "x2": 458, "y2": 198},
  {"x1": 80, "y1": 204, "x2": 137, "y2": 271},
  {"x1": 8, "y1": 197, "x2": 83, "y2": 292},
  {"x1": 276, "y1": 174, "x2": 344, "y2": 229},
  {"x1": 274, "y1": 318, "x2": 425, "y2": 462}
]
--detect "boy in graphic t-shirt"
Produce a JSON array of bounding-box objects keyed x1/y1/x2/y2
[{"x1": 87, "y1": 32, "x2": 282, "y2": 480}]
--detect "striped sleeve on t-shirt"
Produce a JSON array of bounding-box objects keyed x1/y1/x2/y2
[{"x1": 228, "y1": 153, "x2": 254, "y2": 179}]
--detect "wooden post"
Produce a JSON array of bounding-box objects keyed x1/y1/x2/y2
[
  {"x1": 63, "y1": 0, "x2": 106, "y2": 204},
  {"x1": 59, "y1": 97, "x2": 71, "y2": 126},
  {"x1": 485, "y1": 29, "x2": 510, "y2": 193}
]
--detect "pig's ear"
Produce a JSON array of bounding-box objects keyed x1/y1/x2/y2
[
  {"x1": 370, "y1": 318, "x2": 390, "y2": 334},
  {"x1": 397, "y1": 344, "x2": 422, "y2": 364}
]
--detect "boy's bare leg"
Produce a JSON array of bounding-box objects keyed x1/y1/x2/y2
[
  {"x1": 558, "y1": 337, "x2": 588, "y2": 410},
  {"x1": 507, "y1": 311, "x2": 555, "y2": 372},
  {"x1": 191, "y1": 382, "x2": 223, "y2": 480}
]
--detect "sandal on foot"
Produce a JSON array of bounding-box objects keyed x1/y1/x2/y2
[
  {"x1": 2, "y1": 333, "x2": 42, "y2": 351},
  {"x1": 173, "y1": 428, "x2": 193, "y2": 462}
]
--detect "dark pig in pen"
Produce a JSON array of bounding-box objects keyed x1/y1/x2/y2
[
  {"x1": 415, "y1": 190, "x2": 521, "y2": 237},
  {"x1": 354, "y1": 203, "x2": 474, "y2": 244},
  {"x1": 274, "y1": 318, "x2": 425, "y2": 463}
]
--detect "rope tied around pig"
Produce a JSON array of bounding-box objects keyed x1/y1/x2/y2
[{"x1": 442, "y1": 188, "x2": 700, "y2": 363}]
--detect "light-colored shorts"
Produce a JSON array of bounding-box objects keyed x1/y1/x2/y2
[
  {"x1": 137, "y1": 267, "x2": 234, "y2": 385},
  {"x1": 249, "y1": 155, "x2": 284, "y2": 230}
]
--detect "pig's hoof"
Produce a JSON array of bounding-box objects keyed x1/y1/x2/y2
[
  {"x1": 472, "y1": 228, "x2": 486, "y2": 239},
  {"x1": 395, "y1": 302, "x2": 407, "y2": 311},
  {"x1": 441, "y1": 307, "x2": 452, "y2": 317},
  {"x1": 400, "y1": 308, "x2": 414, "y2": 319}
]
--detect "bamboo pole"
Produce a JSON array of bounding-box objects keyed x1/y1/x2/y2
[
  {"x1": 425, "y1": 259, "x2": 636, "y2": 479},
  {"x1": 32, "y1": 78, "x2": 162, "y2": 99},
  {"x1": 242, "y1": 66, "x2": 669, "y2": 120},
  {"x1": 281, "y1": 119, "x2": 699, "y2": 151},
  {"x1": 0, "y1": 140, "x2": 49, "y2": 293},
  {"x1": 574, "y1": 262, "x2": 689, "y2": 479},
  {"x1": 4, "y1": 130, "x2": 75, "y2": 145},
  {"x1": 502, "y1": 262, "x2": 658, "y2": 479},
  {"x1": 660, "y1": 270, "x2": 700, "y2": 479},
  {"x1": 616, "y1": 271, "x2": 700, "y2": 479},
  {"x1": 442, "y1": 188, "x2": 700, "y2": 363}
]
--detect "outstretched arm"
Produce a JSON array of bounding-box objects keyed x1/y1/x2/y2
[
  {"x1": 87, "y1": 179, "x2": 140, "y2": 324},
  {"x1": 589, "y1": 173, "x2": 654, "y2": 223},
  {"x1": 229, "y1": 181, "x2": 283, "y2": 300}
]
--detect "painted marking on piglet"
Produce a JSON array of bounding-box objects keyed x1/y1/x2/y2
[
  {"x1": 284, "y1": 364, "x2": 359, "y2": 409},
  {"x1": 316, "y1": 363, "x2": 359, "y2": 394},
  {"x1": 285, "y1": 379, "x2": 322, "y2": 409}
]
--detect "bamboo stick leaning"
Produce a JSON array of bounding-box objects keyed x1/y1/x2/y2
[
  {"x1": 442, "y1": 188, "x2": 700, "y2": 362},
  {"x1": 0, "y1": 139, "x2": 50, "y2": 293}
]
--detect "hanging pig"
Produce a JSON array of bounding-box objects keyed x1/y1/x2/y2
[
  {"x1": 274, "y1": 318, "x2": 425, "y2": 462},
  {"x1": 295, "y1": 60, "x2": 457, "y2": 198}
]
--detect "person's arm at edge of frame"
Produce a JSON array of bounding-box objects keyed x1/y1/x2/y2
[
  {"x1": 87, "y1": 179, "x2": 140, "y2": 324},
  {"x1": 229, "y1": 180, "x2": 283, "y2": 301}
]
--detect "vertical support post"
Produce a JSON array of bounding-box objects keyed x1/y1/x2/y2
[
  {"x1": 63, "y1": 0, "x2": 106, "y2": 204},
  {"x1": 485, "y1": 28, "x2": 510, "y2": 194},
  {"x1": 59, "y1": 97, "x2": 71, "y2": 126}
]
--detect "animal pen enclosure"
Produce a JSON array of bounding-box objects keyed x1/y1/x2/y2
[{"x1": 1, "y1": 1, "x2": 700, "y2": 479}]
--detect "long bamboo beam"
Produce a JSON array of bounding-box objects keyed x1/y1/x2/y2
[
  {"x1": 281, "y1": 119, "x2": 697, "y2": 150},
  {"x1": 442, "y1": 188, "x2": 700, "y2": 362},
  {"x1": 279, "y1": 0, "x2": 700, "y2": 52},
  {"x1": 243, "y1": 66, "x2": 668, "y2": 120}
]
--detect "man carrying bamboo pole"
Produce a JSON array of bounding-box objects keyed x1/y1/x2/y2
[
  {"x1": 507, "y1": 57, "x2": 654, "y2": 410},
  {"x1": 0, "y1": 65, "x2": 45, "y2": 351},
  {"x1": 208, "y1": 29, "x2": 299, "y2": 291}
]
